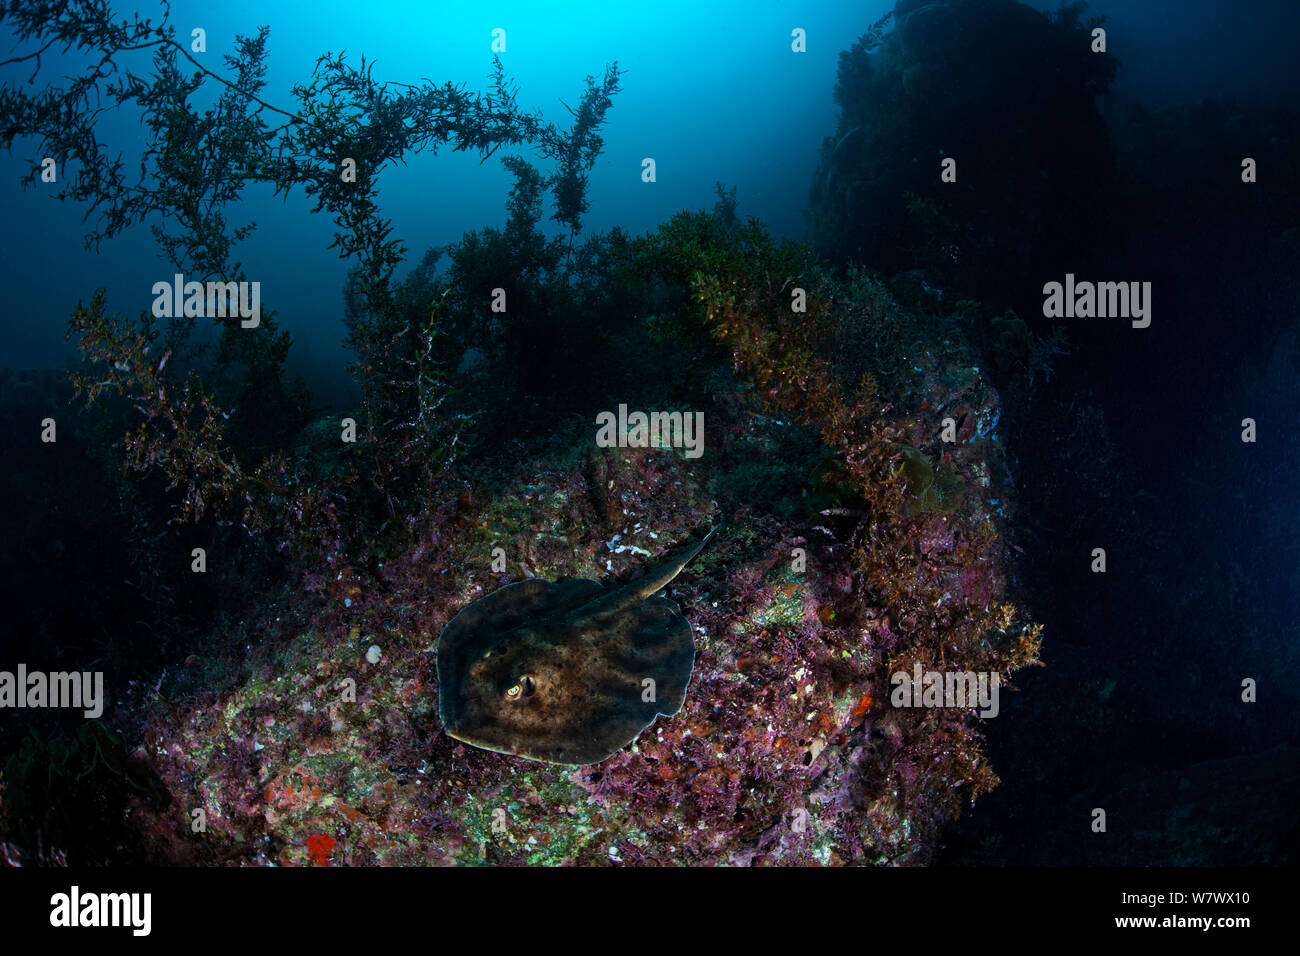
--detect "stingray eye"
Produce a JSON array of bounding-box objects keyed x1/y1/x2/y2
[{"x1": 506, "y1": 674, "x2": 537, "y2": 701}]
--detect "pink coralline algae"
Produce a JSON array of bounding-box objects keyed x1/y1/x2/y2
[{"x1": 127, "y1": 280, "x2": 1039, "y2": 866}]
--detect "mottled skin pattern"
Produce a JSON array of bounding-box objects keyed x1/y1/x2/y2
[{"x1": 438, "y1": 531, "x2": 713, "y2": 764}]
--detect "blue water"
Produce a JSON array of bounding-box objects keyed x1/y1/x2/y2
[{"x1": 0, "y1": 0, "x2": 881, "y2": 391}]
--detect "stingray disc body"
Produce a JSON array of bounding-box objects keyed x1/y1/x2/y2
[{"x1": 437, "y1": 532, "x2": 712, "y2": 765}]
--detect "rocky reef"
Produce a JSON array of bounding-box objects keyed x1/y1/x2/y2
[
  {"x1": 0, "y1": 1, "x2": 1046, "y2": 864},
  {"x1": 809, "y1": 0, "x2": 1118, "y2": 314},
  {"x1": 112, "y1": 246, "x2": 1040, "y2": 866}
]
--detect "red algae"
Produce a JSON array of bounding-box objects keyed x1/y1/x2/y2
[{"x1": 124, "y1": 247, "x2": 1038, "y2": 868}]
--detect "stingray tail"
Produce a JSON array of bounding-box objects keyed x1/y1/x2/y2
[
  {"x1": 634, "y1": 527, "x2": 716, "y2": 600},
  {"x1": 586, "y1": 528, "x2": 717, "y2": 617}
]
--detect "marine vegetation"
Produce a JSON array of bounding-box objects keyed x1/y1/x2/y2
[
  {"x1": 72, "y1": 190, "x2": 1040, "y2": 866},
  {"x1": 1, "y1": 0, "x2": 620, "y2": 550},
  {"x1": 809, "y1": 0, "x2": 1118, "y2": 312},
  {"x1": 1, "y1": 723, "x2": 164, "y2": 865},
  {"x1": 0, "y1": 0, "x2": 1042, "y2": 866}
]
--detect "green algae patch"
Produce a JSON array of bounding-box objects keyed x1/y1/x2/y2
[
  {"x1": 452, "y1": 771, "x2": 645, "y2": 866},
  {"x1": 898, "y1": 446, "x2": 964, "y2": 516},
  {"x1": 740, "y1": 567, "x2": 808, "y2": 634}
]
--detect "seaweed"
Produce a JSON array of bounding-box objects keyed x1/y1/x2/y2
[{"x1": 1, "y1": 723, "x2": 165, "y2": 865}]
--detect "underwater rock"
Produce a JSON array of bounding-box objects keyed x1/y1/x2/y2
[
  {"x1": 125, "y1": 255, "x2": 1031, "y2": 866},
  {"x1": 895, "y1": 1, "x2": 956, "y2": 62}
]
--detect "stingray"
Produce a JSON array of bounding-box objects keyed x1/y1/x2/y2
[{"x1": 437, "y1": 529, "x2": 714, "y2": 765}]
